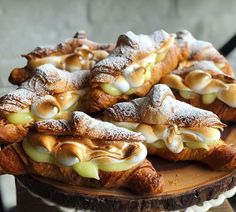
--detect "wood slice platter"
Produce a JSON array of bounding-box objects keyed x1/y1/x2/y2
[{"x1": 16, "y1": 125, "x2": 236, "y2": 212}]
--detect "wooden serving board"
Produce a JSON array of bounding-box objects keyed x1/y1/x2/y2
[{"x1": 16, "y1": 125, "x2": 236, "y2": 212}]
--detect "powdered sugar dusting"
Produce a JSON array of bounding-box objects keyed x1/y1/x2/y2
[
  {"x1": 72, "y1": 111, "x2": 145, "y2": 141},
  {"x1": 91, "y1": 30, "x2": 170, "y2": 82},
  {"x1": 175, "y1": 30, "x2": 222, "y2": 61},
  {"x1": 35, "y1": 119, "x2": 71, "y2": 135},
  {"x1": 0, "y1": 64, "x2": 90, "y2": 115},
  {"x1": 106, "y1": 84, "x2": 224, "y2": 128},
  {"x1": 125, "y1": 30, "x2": 169, "y2": 51},
  {"x1": 0, "y1": 88, "x2": 37, "y2": 114}
]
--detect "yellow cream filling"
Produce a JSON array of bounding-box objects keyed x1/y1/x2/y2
[
  {"x1": 22, "y1": 137, "x2": 145, "y2": 180},
  {"x1": 22, "y1": 139, "x2": 53, "y2": 163},
  {"x1": 162, "y1": 70, "x2": 236, "y2": 107},
  {"x1": 185, "y1": 140, "x2": 222, "y2": 150},
  {"x1": 73, "y1": 162, "x2": 99, "y2": 180},
  {"x1": 131, "y1": 123, "x2": 222, "y2": 152},
  {"x1": 100, "y1": 51, "x2": 168, "y2": 97},
  {"x1": 6, "y1": 90, "x2": 83, "y2": 125},
  {"x1": 7, "y1": 112, "x2": 34, "y2": 125},
  {"x1": 100, "y1": 83, "x2": 122, "y2": 96}
]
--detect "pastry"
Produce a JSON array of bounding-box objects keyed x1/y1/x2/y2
[
  {"x1": 9, "y1": 31, "x2": 114, "y2": 85},
  {"x1": 89, "y1": 30, "x2": 176, "y2": 112},
  {"x1": 0, "y1": 112, "x2": 163, "y2": 194},
  {"x1": 161, "y1": 60, "x2": 236, "y2": 122},
  {"x1": 175, "y1": 30, "x2": 234, "y2": 77},
  {"x1": 0, "y1": 64, "x2": 90, "y2": 144},
  {"x1": 88, "y1": 30, "x2": 233, "y2": 112},
  {"x1": 104, "y1": 84, "x2": 236, "y2": 171}
]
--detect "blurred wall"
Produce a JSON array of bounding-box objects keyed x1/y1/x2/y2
[{"x1": 0, "y1": 0, "x2": 236, "y2": 86}]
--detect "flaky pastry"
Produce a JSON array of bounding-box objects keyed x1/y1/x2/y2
[
  {"x1": 104, "y1": 84, "x2": 236, "y2": 170},
  {"x1": 0, "y1": 112, "x2": 163, "y2": 194},
  {"x1": 0, "y1": 64, "x2": 90, "y2": 144},
  {"x1": 161, "y1": 60, "x2": 236, "y2": 122},
  {"x1": 9, "y1": 31, "x2": 114, "y2": 85},
  {"x1": 88, "y1": 30, "x2": 233, "y2": 112}
]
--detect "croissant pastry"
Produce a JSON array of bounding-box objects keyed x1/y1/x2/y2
[
  {"x1": 0, "y1": 64, "x2": 90, "y2": 144},
  {"x1": 88, "y1": 30, "x2": 233, "y2": 112},
  {"x1": 0, "y1": 112, "x2": 163, "y2": 194},
  {"x1": 9, "y1": 31, "x2": 115, "y2": 85},
  {"x1": 104, "y1": 84, "x2": 236, "y2": 171},
  {"x1": 161, "y1": 60, "x2": 236, "y2": 122}
]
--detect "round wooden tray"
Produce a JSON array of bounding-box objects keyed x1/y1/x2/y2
[{"x1": 16, "y1": 125, "x2": 236, "y2": 212}]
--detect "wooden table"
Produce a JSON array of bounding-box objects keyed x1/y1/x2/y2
[{"x1": 15, "y1": 178, "x2": 234, "y2": 212}]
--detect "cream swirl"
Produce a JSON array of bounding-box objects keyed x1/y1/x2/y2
[{"x1": 162, "y1": 69, "x2": 236, "y2": 107}]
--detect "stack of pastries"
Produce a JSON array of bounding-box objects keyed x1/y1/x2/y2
[{"x1": 0, "y1": 30, "x2": 236, "y2": 196}]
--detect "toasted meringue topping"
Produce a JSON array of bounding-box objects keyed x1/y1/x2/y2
[
  {"x1": 23, "y1": 134, "x2": 147, "y2": 179},
  {"x1": 54, "y1": 91, "x2": 79, "y2": 111},
  {"x1": 162, "y1": 69, "x2": 236, "y2": 107},
  {"x1": 53, "y1": 142, "x2": 85, "y2": 166},
  {"x1": 217, "y1": 84, "x2": 236, "y2": 107},
  {"x1": 97, "y1": 30, "x2": 174, "y2": 96},
  {"x1": 111, "y1": 121, "x2": 222, "y2": 153},
  {"x1": 27, "y1": 133, "x2": 57, "y2": 152},
  {"x1": 28, "y1": 45, "x2": 109, "y2": 72},
  {"x1": 134, "y1": 124, "x2": 222, "y2": 153},
  {"x1": 31, "y1": 95, "x2": 60, "y2": 120}
]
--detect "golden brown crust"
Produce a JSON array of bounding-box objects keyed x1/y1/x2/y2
[
  {"x1": 0, "y1": 144, "x2": 26, "y2": 174},
  {"x1": 88, "y1": 88, "x2": 128, "y2": 113},
  {"x1": 0, "y1": 119, "x2": 28, "y2": 144},
  {"x1": 0, "y1": 65, "x2": 90, "y2": 116},
  {"x1": 147, "y1": 144, "x2": 236, "y2": 171},
  {"x1": 89, "y1": 31, "x2": 178, "y2": 112},
  {"x1": 173, "y1": 90, "x2": 236, "y2": 122},
  {"x1": 9, "y1": 31, "x2": 115, "y2": 85},
  {"x1": 0, "y1": 143, "x2": 163, "y2": 194}
]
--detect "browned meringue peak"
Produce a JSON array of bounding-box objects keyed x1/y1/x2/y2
[
  {"x1": 9, "y1": 31, "x2": 114, "y2": 85},
  {"x1": 161, "y1": 61, "x2": 236, "y2": 107},
  {"x1": 172, "y1": 61, "x2": 235, "y2": 82},
  {"x1": 27, "y1": 133, "x2": 57, "y2": 152},
  {"x1": 91, "y1": 30, "x2": 174, "y2": 84},
  {"x1": 0, "y1": 64, "x2": 90, "y2": 116},
  {"x1": 51, "y1": 138, "x2": 146, "y2": 165},
  {"x1": 34, "y1": 112, "x2": 145, "y2": 142},
  {"x1": 105, "y1": 84, "x2": 225, "y2": 129}
]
